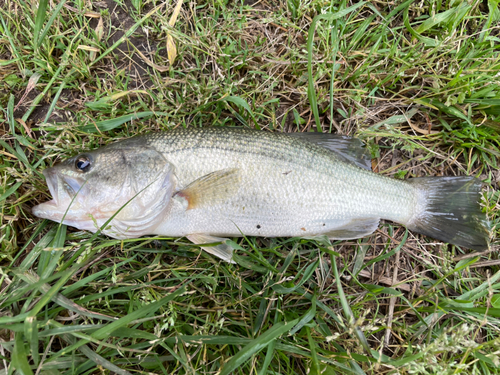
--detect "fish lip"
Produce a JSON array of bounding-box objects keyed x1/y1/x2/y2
[{"x1": 31, "y1": 199, "x2": 58, "y2": 219}]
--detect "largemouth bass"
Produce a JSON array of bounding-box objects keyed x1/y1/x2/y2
[{"x1": 32, "y1": 128, "x2": 490, "y2": 262}]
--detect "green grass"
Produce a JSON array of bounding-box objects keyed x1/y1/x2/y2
[{"x1": 1, "y1": 0, "x2": 500, "y2": 373}]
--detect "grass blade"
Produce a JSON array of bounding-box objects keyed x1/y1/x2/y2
[
  {"x1": 37, "y1": 0, "x2": 67, "y2": 48},
  {"x1": 26, "y1": 268, "x2": 76, "y2": 318},
  {"x1": 45, "y1": 285, "x2": 188, "y2": 364},
  {"x1": 76, "y1": 343, "x2": 133, "y2": 375},
  {"x1": 24, "y1": 317, "x2": 39, "y2": 367},
  {"x1": 7, "y1": 94, "x2": 15, "y2": 134},
  {"x1": 0, "y1": 181, "x2": 22, "y2": 203},
  {"x1": 93, "y1": 287, "x2": 188, "y2": 339},
  {"x1": 220, "y1": 319, "x2": 299, "y2": 375},
  {"x1": 331, "y1": 254, "x2": 371, "y2": 353},
  {"x1": 220, "y1": 95, "x2": 258, "y2": 129},
  {"x1": 415, "y1": 3, "x2": 470, "y2": 33},
  {"x1": 14, "y1": 223, "x2": 53, "y2": 270},
  {"x1": 307, "y1": 326, "x2": 320, "y2": 375},
  {"x1": 79, "y1": 111, "x2": 168, "y2": 133},
  {"x1": 33, "y1": 0, "x2": 48, "y2": 49},
  {"x1": 307, "y1": 2, "x2": 366, "y2": 131},
  {"x1": 12, "y1": 332, "x2": 33, "y2": 375},
  {"x1": 289, "y1": 296, "x2": 316, "y2": 335},
  {"x1": 16, "y1": 271, "x2": 116, "y2": 321}
]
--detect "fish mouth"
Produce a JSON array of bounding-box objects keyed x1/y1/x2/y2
[
  {"x1": 31, "y1": 167, "x2": 84, "y2": 221},
  {"x1": 32, "y1": 168, "x2": 104, "y2": 233}
]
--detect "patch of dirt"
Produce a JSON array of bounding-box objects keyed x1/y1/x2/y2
[
  {"x1": 93, "y1": 0, "x2": 160, "y2": 89},
  {"x1": 243, "y1": 0, "x2": 261, "y2": 6},
  {"x1": 11, "y1": 88, "x2": 71, "y2": 125}
]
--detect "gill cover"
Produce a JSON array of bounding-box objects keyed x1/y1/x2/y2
[{"x1": 100, "y1": 146, "x2": 175, "y2": 238}]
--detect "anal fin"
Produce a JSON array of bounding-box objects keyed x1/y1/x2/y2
[
  {"x1": 187, "y1": 233, "x2": 236, "y2": 263},
  {"x1": 324, "y1": 217, "x2": 380, "y2": 240}
]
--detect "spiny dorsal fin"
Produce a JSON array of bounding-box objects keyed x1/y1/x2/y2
[
  {"x1": 289, "y1": 133, "x2": 372, "y2": 170},
  {"x1": 173, "y1": 168, "x2": 241, "y2": 210}
]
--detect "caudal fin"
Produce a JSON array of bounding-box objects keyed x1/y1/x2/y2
[{"x1": 406, "y1": 176, "x2": 490, "y2": 250}]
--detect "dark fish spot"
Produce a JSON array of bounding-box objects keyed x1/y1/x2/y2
[
  {"x1": 120, "y1": 152, "x2": 128, "y2": 165},
  {"x1": 283, "y1": 170, "x2": 292, "y2": 175},
  {"x1": 256, "y1": 224, "x2": 261, "y2": 229}
]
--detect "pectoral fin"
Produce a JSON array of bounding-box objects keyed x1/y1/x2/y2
[
  {"x1": 187, "y1": 233, "x2": 236, "y2": 263},
  {"x1": 173, "y1": 168, "x2": 241, "y2": 210}
]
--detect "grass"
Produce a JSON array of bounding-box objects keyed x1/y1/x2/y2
[{"x1": 1, "y1": 0, "x2": 500, "y2": 373}]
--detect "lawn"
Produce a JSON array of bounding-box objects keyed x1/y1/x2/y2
[{"x1": 1, "y1": 0, "x2": 500, "y2": 373}]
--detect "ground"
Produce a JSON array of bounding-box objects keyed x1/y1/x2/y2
[{"x1": 0, "y1": 0, "x2": 500, "y2": 374}]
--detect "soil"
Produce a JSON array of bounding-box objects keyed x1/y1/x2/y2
[{"x1": 96, "y1": 0, "x2": 156, "y2": 82}]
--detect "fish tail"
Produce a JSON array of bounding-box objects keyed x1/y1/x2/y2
[{"x1": 406, "y1": 176, "x2": 490, "y2": 250}]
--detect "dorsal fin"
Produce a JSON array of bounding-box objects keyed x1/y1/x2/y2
[{"x1": 289, "y1": 133, "x2": 372, "y2": 170}]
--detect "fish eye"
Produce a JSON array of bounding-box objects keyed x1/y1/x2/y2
[{"x1": 75, "y1": 155, "x2": 92, "y2": 172}]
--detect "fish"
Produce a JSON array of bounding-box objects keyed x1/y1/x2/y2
[{"x1": 32, "y1": 127, "x2": 490, "y2": 262}]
